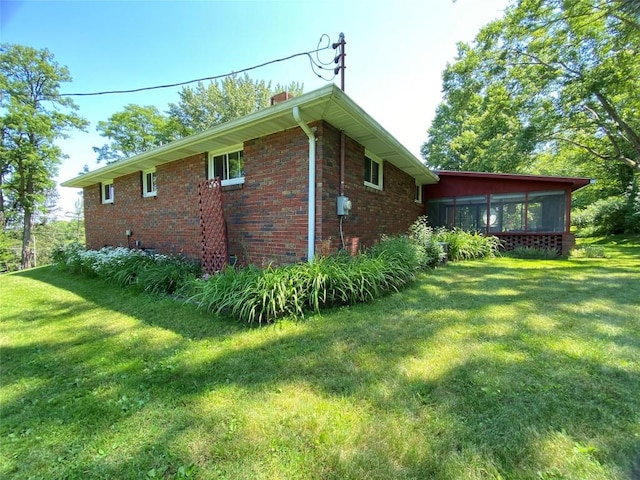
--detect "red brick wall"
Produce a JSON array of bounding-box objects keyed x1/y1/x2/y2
[
  {"x1": 83, "y1": 154, "x2": 205, "y2": 257},
  {"x1": 228, "y1": 126, "x2": 312, "y2": 266},
  {"x1": 83, "y1": 122, "x2": 425, "y2": 265},
  {"x1": 316, "y1": 122, "x2": 425, "y2": 254}
]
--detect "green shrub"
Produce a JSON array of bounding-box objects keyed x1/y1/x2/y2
[
  {"x1": 407, "y1": 216, "x2": 446, "y2": 267},
  {"x1": 573, "y1": 187, "x2": 640, "y2": 236},
  {"x1": 573, "y1": 195, "x2": 627, "y2": 236},
  {"x1": 433, "y1": 228, "x2": 501, "y2": 261}
]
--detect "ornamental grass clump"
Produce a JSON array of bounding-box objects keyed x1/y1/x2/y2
[
  {"x1": 136, "y1": 255, "x2": 202, "y2": 294},
  {"x1": 433, "y1": 227, "x2": 501, "y2": 261},
  {"x1": 183, "y1": 265, "x2": 263, "y2": 319},
  {"x1": 187, "y1": 236, "x2": 423, "y2": 324}
]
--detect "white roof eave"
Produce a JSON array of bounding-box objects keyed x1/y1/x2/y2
[{"x1": 62, "y1": 84, "x2": 438, "y2": 188}]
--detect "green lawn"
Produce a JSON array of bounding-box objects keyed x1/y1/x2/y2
[{"x1": 1, "y1": 238, "x2": 639, "y2": 479}]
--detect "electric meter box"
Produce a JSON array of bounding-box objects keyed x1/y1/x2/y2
[{"x1": 337, "y1": 196, "x2": 352, "y2": 216}]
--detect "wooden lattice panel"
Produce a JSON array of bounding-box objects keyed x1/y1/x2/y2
[
  {"x1": 198, "y1": 178, "x2": 228, "y2": 274},
  {"x1": 498, "y1": 234, "x2": 563, "y2": 253}
]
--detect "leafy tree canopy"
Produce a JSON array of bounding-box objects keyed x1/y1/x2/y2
[
  {"x1": 168, "y1": 73, "x2": 303, "y2": 136},
  {"x1": 0, "y1": 43, "x2": 87, "y2": 268},
  {"x1": 422, "y1": 0, "x2": 640, "y2": 182},
  {"x1": 94, "y1": 73, "x2": 304, "y2": 163},
  {"x1": 94, "y1": 104, "x2": 181, "y2": 163}
]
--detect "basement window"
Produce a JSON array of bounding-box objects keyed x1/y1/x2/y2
[
  {"x1": 364, "y1": 154, "x2": 383, "y2": 190},
  {"x1": 101, "y1": 180, "x2": 114, "y2": 204},
  {"x1": 208, "y1": 149, "x2": 244, "y2": 186},
  {"x1": 142, "y1": 169, "x2": 157, "y2": 197}
]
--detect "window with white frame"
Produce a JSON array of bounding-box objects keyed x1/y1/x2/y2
[
  {"x1": 208, "y1": 149, "x2": 244, "y2": 186},
  {"x1": 142, "y1": 169, "x2": 157, "y2": 197},
  {"x1": 101, "y1": 180, "x2": 114, "y2": 204},
  {"x1": 415, "y1": 184, "x2": 423, "y2": 204},
  {"x1": 364, "y1": 154, "x2": 383, "y2": 189}
]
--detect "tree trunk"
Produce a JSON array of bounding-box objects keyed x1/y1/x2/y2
[
  {"x1": 593, "y1": 91, "x2": 640, "y2": 172},
  {"x1": 21, "y1": 207, "x2": 33, "y2": 269}
]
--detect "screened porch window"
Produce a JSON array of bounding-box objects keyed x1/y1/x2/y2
[
  {"x1": 526, "y1": 191, "x2": 566, "y2": 232},
  {"x1": 427, "y1": 190, "x2": 567, "y2": 234},
  {"x1": 454, "y1": 195, "x2": 487, "y2": 231},
  {"x1": 489, "y1": 193, "x2": 526, "y2": 233}
]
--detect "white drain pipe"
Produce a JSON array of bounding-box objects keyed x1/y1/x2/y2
[{"x1": 292, "y1": 106, "x2": 316, "y2": 262}]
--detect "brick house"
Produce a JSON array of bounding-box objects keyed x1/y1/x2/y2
[
  {"x1": 63, "y1": 84, "x2": 590, "y2": 265},
  {"x1": 63, "y1": 85, "x2": 439, "y2": 267}
]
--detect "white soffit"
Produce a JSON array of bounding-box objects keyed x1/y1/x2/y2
[{"x1": 62, "y1": 85, "x2": 437, "y2": 188}]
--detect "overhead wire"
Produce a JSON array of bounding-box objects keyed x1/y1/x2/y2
[
  {"x1": 315, "y1": 34, "x2": 338, "y2": 66},
  {"x1": 60, "y1": 41, "x2": 337, "y2": 97},
  {"x1": 305, "y1": 34, "x2": 339, "y2": 81}
]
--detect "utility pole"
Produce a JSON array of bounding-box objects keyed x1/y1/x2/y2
[{"x1": 332, "y1": 33, "x2": 346, "y2": 91}]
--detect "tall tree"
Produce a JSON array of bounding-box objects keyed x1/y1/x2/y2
[
  {"x1": 168, "y1": 73, "x2": 304, "y2": 135},
  {"x1": 94, "y1": 74, "x2": 304, "y2": 163},
  {"x1": 0, "y1": 43, "x2": 87, "y2": 268},
  {"x1": 422, "y1": 0, "x2": 640, "y2": 177},
  {"x1": 94, "y1": 104, "x2": 181, "y2": 164}
]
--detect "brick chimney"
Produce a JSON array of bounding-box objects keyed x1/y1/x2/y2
[{"x1": 270, "y1": 91, "x2": 294, "y2": 106}]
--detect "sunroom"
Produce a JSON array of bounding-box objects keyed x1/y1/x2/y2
[{"x1": 424, "y1": 171, "x2": 592, "y2": 255}]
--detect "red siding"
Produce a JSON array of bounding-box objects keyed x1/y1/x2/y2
[{"x1": 425, "y1": 175, "x2": 576, "y2": 198}]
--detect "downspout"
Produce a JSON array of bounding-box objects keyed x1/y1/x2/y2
[
  {"x1": 292, "y1": 106, "x2": 316, "y2": 262},
  {"x1": 339, "y1": 131, "x2": 345, "y2": 196}
]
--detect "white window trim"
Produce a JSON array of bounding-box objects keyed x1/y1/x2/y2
[
  {"x1": 102, "y1": 180, "x2": 114, "y2": 204},
  {"x1": 142, "y1": 168, "x2": 157, "y2": 197},
  {"x1": 220, "y1": 176, "x2": 245, "y2": 187},
  {"x1": 415, "y1": 184, "x2": 423, "y2": 204},
  {"x1": 208, "y1": 146, "x2": 245, "y2": 187},
  {"x1": 364, "y1": 153, "x2": 383, "y2": 190}
]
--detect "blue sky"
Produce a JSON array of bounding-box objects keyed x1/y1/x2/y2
[{"x1": 1, "y1": 0, "x2": 509, "y2": 216}]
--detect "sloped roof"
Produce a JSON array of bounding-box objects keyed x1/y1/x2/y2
[
  {"x1": 63, "y1": 84, "x2": 438, "y2": 188},
  {"x1": 434, "y1": 170, "x2": 592, "y2": 191}
]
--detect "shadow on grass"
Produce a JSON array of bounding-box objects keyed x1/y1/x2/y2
[
  {"x1": 2, "y1": 259, "x2": 640, "y2": 479},
  {"x1": 10, "y1": 266, "x2": 246, "y2": 340}
]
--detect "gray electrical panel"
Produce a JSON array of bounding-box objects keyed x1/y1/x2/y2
[{"x1": 337, "y1": 196, "x2": 352, "y2": 216}]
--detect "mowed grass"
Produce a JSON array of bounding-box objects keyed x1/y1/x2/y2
[{"x1": 1, "y1": 238, "x2": 639, "y2": 479}]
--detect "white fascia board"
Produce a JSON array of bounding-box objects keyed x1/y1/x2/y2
[{"x1": 62, "y1": 84, "x2": 438, "y2": 188}]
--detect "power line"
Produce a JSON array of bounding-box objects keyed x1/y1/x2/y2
[
  {"x1": 306, "y1": 34, "x2": 341, "y2": 82},
  {"x1": 60, "y1": 45, "x2": 334, "y2": 97}
]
